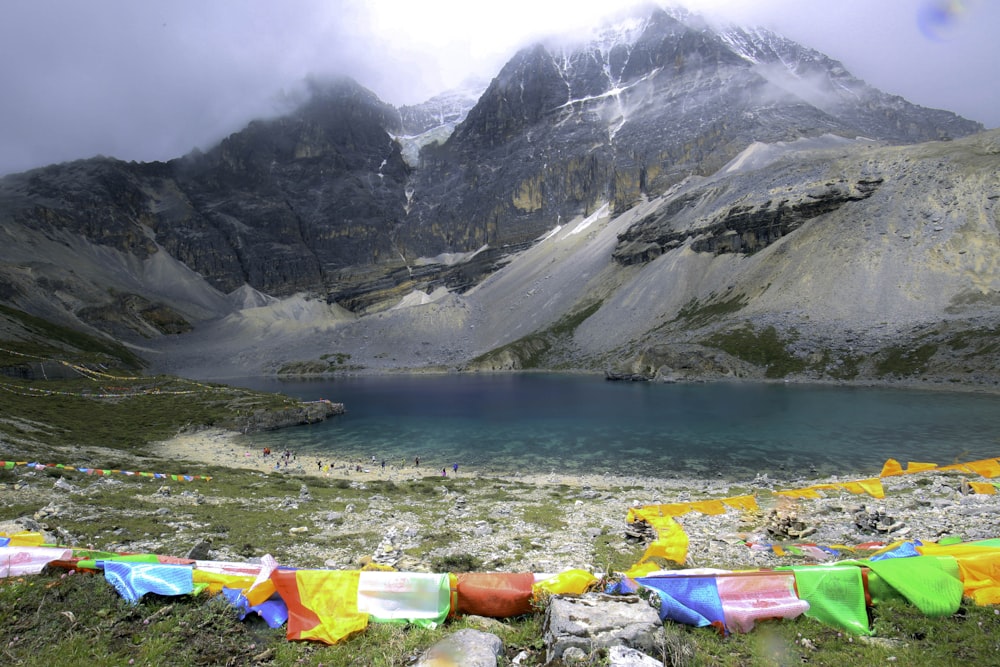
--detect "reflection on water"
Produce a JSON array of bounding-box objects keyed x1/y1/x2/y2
[{"x1": 227, "y1": 374, "x2": 1000, "y2": 481}]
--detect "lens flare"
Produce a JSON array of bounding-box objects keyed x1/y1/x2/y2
[{"x1": 917, "y1": 0, "x2": 970, "y2": 41}]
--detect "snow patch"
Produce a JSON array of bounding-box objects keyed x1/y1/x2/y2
[
  {"x1": 414, "y1": 245, "x2": 488, "y2": 267},
  {"x1": 394, "y1": 125, "x2": 457, "y2": 168},
  {"x1": 539, "y1": 225, "x2": 563, "y2": 242},
  {"x1": 563, "y1": 203, "x2": 610, "y2": 238},
  {"x1": 391, "y1": 286, "x2": 450, "y2": 310}
]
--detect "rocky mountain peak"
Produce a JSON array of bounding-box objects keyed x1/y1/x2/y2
[
  {"x1": 0, "y1": 5, "x2": 993, "y2": 376},
  {"x1": 177, "y1": 76, "x2": 403, "y2": 183},
  {"x1": 398, "y1": 79, "x2": 487, "y2": 136},
  {"x1": 452, "y1": 45, "x2": 571, "y2": 150}
]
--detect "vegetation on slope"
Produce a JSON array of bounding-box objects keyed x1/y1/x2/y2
[
  {"x1": 0, "y1": 304, "x2": 145, "y2": 369},
  {"x1": 0, "y1": 375, "x2": 306, "y2": 452},
  {"x1": 467, "y1": 300, "x2": 603, "y2": 370},
  {"x1": 675, "y1": 294, "x2": 749, "y2": 329},
  {"x1": 705, "y1": 324, "x2": 807, "y2": 379}
]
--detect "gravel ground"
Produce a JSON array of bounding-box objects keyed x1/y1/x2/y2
[{"x1": 5, "y1": 429, "x2": 997, "y2": 576}]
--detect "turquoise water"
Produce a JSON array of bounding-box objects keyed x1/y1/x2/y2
[{"x1": 229, "y1": 374, "x2": 1000, "y2": 481}]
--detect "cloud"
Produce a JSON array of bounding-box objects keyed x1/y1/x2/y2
[{"x1": 0, "y1": 0, "x2": 996, "y2": 176}]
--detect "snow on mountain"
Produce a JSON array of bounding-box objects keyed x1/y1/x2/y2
[{"x1": 394, "y1": 79, "x2": 487, "y2": 166}]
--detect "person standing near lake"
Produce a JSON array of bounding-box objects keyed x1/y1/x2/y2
[{"x1": 452, "y1": 462, "x2": 458, "y2": 475}]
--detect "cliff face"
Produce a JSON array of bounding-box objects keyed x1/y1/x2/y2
[
  {"x1": 0, "y1": 8, "x2": 994, "y2": 384},
  {"x1": 169, "y1": 79, "x2": 411, "y2": 295}
]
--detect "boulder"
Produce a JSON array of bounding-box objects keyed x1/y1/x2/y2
[
  {"x1": 0, "y1": 518, "x2": 57, "y2": 544},
  {"x1": 543, "y1": 593, "x2": 664, "y2": 664},
  {"x1": 608, "y1": 645, "x2": 664, "y2": 666},
  {"x1": 416, "y1": 628, "x2": 503, "y2": 667},
  {"x1": 185, "y1": 538, "x2": 213, "y2": 561}
]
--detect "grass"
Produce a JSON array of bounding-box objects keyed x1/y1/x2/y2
[
  {"x1": 3, "y1": 560, "x2": 998, "y2": 665},
  {"x1": 945, "y1": 327, "x2": 1000, "y2": 356},
  {"x1": 0, "y1": 571, "x2": 548, "y2": 666},
  {"x1": 592, "y1": 529, "x2": 650, "y2": 574},
  {"x1": 520, "y1": 502, "x2": 567, "y2": 531},
  {"x1": 277, "y1": 352, "x2": 365, "y2": 375},
  {"x1": 5, "y1": 446, "x2": 1000, "y2": 666},
  {"x1": 0, "y1": 303, "x2": 145, "y2": 369},
  {"x1": 0, "y1": 375, "x2": 312, "y2": 453},
  {"x1": 675, "y1": 294, "x2": 749, "y2": 329},
  {"x1": 809, "y1": 349, "x2": 864, "y2": 380},
  {"x1": 875, "y1": 343, "x2": 939, "y2": 378},
  {"x1": 705, "y1": 325, "x2": 806, "y2": 378},
  {"x1": 4, "y1": 461, "x2": 584, "y2": 574},
  {"x1": 431, "y1": 553, "x2": 484, "y2": 573}
]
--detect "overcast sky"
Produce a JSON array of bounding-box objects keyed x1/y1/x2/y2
[{"x1": 1, "y1": 0, "x2": 996, "y2": 176}]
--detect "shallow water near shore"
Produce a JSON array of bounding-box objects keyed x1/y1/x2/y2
[{"x1": 227, "y1": 374, "x2": 1000, "y2": 482}]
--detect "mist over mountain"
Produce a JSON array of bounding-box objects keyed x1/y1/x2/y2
[{"x1": 1, "y1": 7, "x2": 997, "y2": 387}]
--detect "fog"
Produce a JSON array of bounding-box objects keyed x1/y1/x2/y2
[{"x1": 0, "y1": 0, "x2": 995, "y2": 176}]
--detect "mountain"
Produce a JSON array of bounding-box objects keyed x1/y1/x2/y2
[
  {"x1": 1, "y1": 6, "x2": 997, "y2": 387},
  {"x1": 401, "y1": 8, "x2": 979, "y2": 254},
  {"x1": 396, "y1": 79, "x2": 488, "y2": 166}
]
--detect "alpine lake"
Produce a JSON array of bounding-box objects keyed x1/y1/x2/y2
[{"x1": 227, "y1": 374, "x2": 1000, "y2": 482}]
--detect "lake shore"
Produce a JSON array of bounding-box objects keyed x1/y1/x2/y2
[
  {"x1": 148, "y1": 425, "x2": 1000, "y2": 578},
  {"x1": 155, "y1": 427, "x2": 692, "y2": 492}
]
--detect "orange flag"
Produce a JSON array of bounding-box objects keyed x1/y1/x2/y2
[{"x1": 270, "y1": 569, "x2": 368, "y2": 644}]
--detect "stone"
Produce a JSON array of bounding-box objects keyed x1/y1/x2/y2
[
  {"x1": 185, "y1": 538, "x2": 212, "y2": 561},
  {"x1": 0, "y1": 518, "x2": 56, "y2": 544},
  {"x1": 416, "y1": 628, "x2": 503, "y2": 667},
  {"x1": 33, "y1": 503, "x2": 60, "y2": 522},
  {"x1": 765, "y1": 509, "x2": 817, "y2": 540},
  {"x1": 608, "y1": 645, "x2": 665, "y2": 666},
  {"x1": 625, "y1": 520, "x2": 655, "y2": 542},
  {"x1": 543, "y1": 594, "x2": 664, "y2": 664},
  {"x1": 853, "y1": 506, "x2": 904, "y2": 534},
  {"x1": 53, "y1": 477, "x2": 81, "y2": 493},
  {"x1": 55, "y1": 526, "x2": 76, "y2": 545},
  {"x1": 510, "y1": 649, "x2": 531, "y2": 665}
]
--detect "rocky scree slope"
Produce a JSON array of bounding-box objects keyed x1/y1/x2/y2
[
  {"x1": 0, "y1": 7, "x2": 990, "y2": 383},
  {"x1": 141, "y1": 130, "x2": 1000, "y2": 389}
]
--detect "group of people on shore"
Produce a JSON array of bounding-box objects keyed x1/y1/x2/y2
[
  {"x1": 256, "y1": 445, "x2": 461, "y2": 479},
  {"x1": 306, "y1": 454, "x2": 460, "y2": 478},
  {"x1": 262, "y1": 447, "x2": 297, "y2": 470}
]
